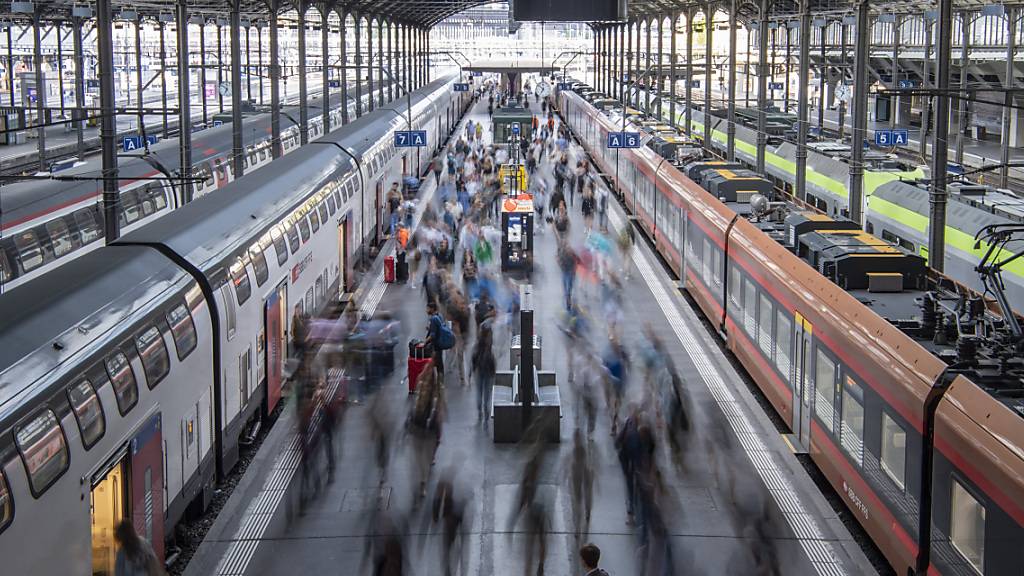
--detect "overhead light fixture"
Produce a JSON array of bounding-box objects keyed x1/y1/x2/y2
[
  {"x1": 71, "y1": 3, "x2": 92, "y2": 18},
  {"x1": 10, "y1": 1, "x2": 33, "y2": 14},
  {"x1": 240, "y1": 16, "x2": 250, "y2": 27},
  {"x1": 159, "y1": 11, "x2": 174, "y2": 23},
  {"x1": 189, "y1": 14, "x2": 204, "y2": 25},
  {"x1": 118, "y1": 8, "x2": 137, "y2": 21},
  {"x1": 216, "y1": 16, "x2": 227, "y2": 27}
]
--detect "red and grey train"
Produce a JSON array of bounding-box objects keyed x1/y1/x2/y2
[
  {"x1": 0, "y1": 75, "x2": 468, "y2": 575},
  {"x1": 561, "y1": 87, "x2": 1024, "y2": 575}
]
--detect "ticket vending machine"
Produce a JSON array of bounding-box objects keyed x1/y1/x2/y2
[{"x1": 501, "y1": 197, "x2": 534, "y2": 271}]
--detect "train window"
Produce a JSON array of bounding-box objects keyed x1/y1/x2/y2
[
  {"x1": 840, "y1": 377, "x2": 864, "y2": 465},
  {"x1": 136, "y1": 185, "x2": 157, "y2": 217},
  {"x1": 15, "y1": 408, "x2": 69, "y2": 497},
  {"x1": 775, "y1": 312, "x2": 792, "y2": 382},
  {"x1": 120, "y1": 190, "x2": 142, "y2": 226},
  {"x1": 0, "y1": 471, "x2": 11, "y2": 534},
  {"x1": 221, "y1": 284, "x2": 237, "y2": 340},
  {"x1": 318, "y1": 202, "x2": 329, "y2": 224},
  {"x1": 712, "y1": 248, "x2": 722, "y2": 286},
  {"x1": 74, "y1": 208, "x2": 101, "y2": 244},
  {"x1": 286, "y1": 224, "x2": 300, "y2": 254},
  {"x1": 309, "y1": 207, "x2": 320, "y2": 233},
  {"x1": 146, "y1": 184, "x2": 169, "y2": 213},
  {"x1": 327, "y1": 193, "x2": 337, "y2": 216},
  {"x1": 814, "y1": 349, "x2": 836, "y2": 433},
  {"x1": 248, "y1": 244, "x2": 269, "y2": 286},
  {"x1": 701, "y1": 239, "x2": 711, "y2": 284},
  {"x1": 758, "y1": 294, "x2": 772, "y2": 356},
  {"x1": 46, "y1": 218, "x2": 79, "y2": 258},
  {"x1": 165, "y1": 303, "x2": 198, "y2": 360},
  {"x1": 105, "y1": 351, "x2": 138, "y2": 415},
  {"x1": 951, "y1": 480, "x2": 985, "y2": 574},
  {"x1": 880, "y1": 412, "x2": 906, "y2": 490},
  {"x1": 135, "y1": 326, "x2": 170, "y2": 388},
  {"x1": 298, "y1": 217, "x2": 311, "y2": 242},
  {"x1": 743, "y1": 279, "x2": 757, "y2": 337},
  {"x1": 332, "y1": 189, "x2": 341, "y2": 209},
  {"x1": 729, "y1": 266, "x2": 741, "y2": 308},
  {"x1": 67, "y1": 379, "x2": 105, "y2": 449},
  {"x1": 231, "y1": 257, "x2": 252, "y2": 306},
  {"x1": 14, "y1": 230, "x2": 44, "y2": 272},
  {"x1": 0, "y1": 249, "x2": 10, "y2": 283},
  {"x1": 270, "y1": 227, "x2": 289, "y2": 265}
]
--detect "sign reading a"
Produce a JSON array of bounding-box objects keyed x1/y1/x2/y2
[
  {"x1": 394, "y1": 130, "x2": 427, "y2": 148},
  {"x1": 453, "y1": 83, "x2": 470, "y2": 92},
  {"x1": 122, "y1": 135, "x2": 159, "y2": 151},
  {"x1": 607, "y1": 132, "x2": 641, "y2": 149}
]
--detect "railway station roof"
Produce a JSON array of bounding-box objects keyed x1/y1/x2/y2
[{"x1": 0, "y1": 0, "x2": 1016, "y2": 29}]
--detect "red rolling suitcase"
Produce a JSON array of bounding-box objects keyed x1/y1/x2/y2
[
  {"x1": 407, "y1": 339, "x2": 431, "y2": 393},
  {"x1": 384, "y1": 255, "x2": 396, "y2": 283}
]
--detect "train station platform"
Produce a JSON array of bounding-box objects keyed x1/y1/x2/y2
[{"x1": 181, "y1": 97, "x2": 875, "y2": 576}]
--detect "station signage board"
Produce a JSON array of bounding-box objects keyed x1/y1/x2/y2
[
  {"x1": 394, "y1": 130, "x2": 428, "y2": 147},
  {"x1": 511, "y1": 122, "x2": 521, "y2": 136},
  {"x1": 874, "y1": 129, "x2": 909, "y2": 147},
  {"x1": 690, "y1": 80, "x2": 701, "y2": 88},
  {"x1": 769, "y1": 82, "x2": 784, "y2": 90},
  {"x1": 328, "y1": 80, "x2": 341, "y2": 88},
  {"x1": 897, "y1": 79, "x2": 917, "y2": 89},
  {"x1": 454, "y1": 83, "x2": 470, "y2": 92},
  {"x1": 557, "y1": 83, "x2": 571, "y2": 90},
  {"x1": 471, "y1": 71, "x2": 483, "y2": 77},
  {"x1": 606, "y1": 132, "x2": 641, "y2": 149},
  {"x1": 122, "y1": 135, "x2": 158, "y2": 151}
]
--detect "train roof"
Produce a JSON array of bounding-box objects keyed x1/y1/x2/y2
[
  {"x1": 0, "y1": 246, "x2": 187, "y2": 421},
  {"x1": 873, "y1": 179, "x2": 1024, "y2": 227},
  {"x1": 0, "y1": 95, "x2": 342, "y2": 231}
]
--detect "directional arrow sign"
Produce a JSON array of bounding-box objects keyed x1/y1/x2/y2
[{"x1": 394, "y1": 130, "x2": 428, "y2": 148}]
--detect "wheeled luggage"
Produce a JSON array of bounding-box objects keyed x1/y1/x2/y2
[
  {"x1": 407, "y1": 338, "x2": 431, "y2": 393},
  {"x1": 396, "y1": 251, "x2": 409, "y2": 283},
  {"x1": 384, "y1": 255, "x2": 396, "y2": 283}
]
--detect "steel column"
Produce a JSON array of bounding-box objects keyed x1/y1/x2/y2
[
  {"x1": 258, "y1": 24, "x2": 264, "y2": 106},
  {"x1": 645, "y1": 21, "x2": 652, "y2": 112},
  {"x1": 686, "y1": 10, "x2": 693, "y2": 135},
  {"x1": 426, "y1": 28, "x2": 431, "y2": 83},
  {"x1": 955, "y1": 12, "x2": 970, "y2": 166},
  {"x1": 784, "y1": 23, "x2": 791, "y2": 112},
  {"x1": 97, "y1": 0, "x2": 119, "y2": 241},
  {"x1": 7, "y1": 27, "x2": 14, "y2": 108},
  {"x1": 31, "y1": 12, "x2": 46, "y2": 171},
  {"x1": 354, "y1": 15, "x2": 362, "y2": 116},
  {"x1": 387, "y1": 21, "x2": 393, "y2": 102},
  {"x1": 670, "y1": 12, "x2": 678, "y2": 126},
  {"x1": 636, "y1": 21, "x2": 642, "y2": 107},
  {"x1": 818, "y1": 21, "x2": 826, "y2": 132},
  {"x1": 366, "y1": 17, "x2": 374, "y2": 112},
  {"x1": 704, "y1": 4, "x2": 713, "y2": 149},
  {"x1": 1000, "y1": 9, "x2": 1016, "y2": 188},
  {"x1": 134, "y1": 16, "x2": 146, "y2": 146},
  {"x1": 200, "y1": 22, "x2": 208, "y2": 126},
  {"x1": 269, "y1": 1, "x2": 282, "y2": 157},
  {"x1": 230, "y1": 4, "x2": 244, "y2": 177},
  {"x1": 795, "y1": 0, "x2": 811, "y2": 200},
  {"x1": 926, "y1": 0, "x2": 954, "y2": 275},
  {"x1": 321, "y1": 10, "x2": 330, "y2": 130},
  {"x1": 297, "y1": 3, "x2": 309, "y2": 144},
  {"x1": 340, "y1": 11, "x2": 349, "y2": 124},
  {"x1": 160, "y1": 22, "x2": 169, "y2": 138},
  {"x1": 837, "y1": 22, "x2": 847, "y2": 138},
  {"x1": 849, "y1": 0, "x2": 870, "y2": 225},
  {"x1": 56, "y1": 21, "x2": 64, "y2": 116},
  {"x1": 919, "y1": 19, "x2": 932, "y2": 158},
  {"x1": 217, "y1": 23, "x2": 224, "y2": 112},
  {"x1": 626, "y1": 22, "x2": 632, "y2": 104},
  {"x1": 619, "y1": 24, "x2": 625, "y2": 112},
  {"x1": 756, "y1": 0, "x2": 768, "y2": 173},
  {"x1": 245, "y1": 25, "x2": 252, "y2": 104},
  {"x1": 72, "y1": 16, "x2": 85, "y2": 156},
  {"x1": 657, "y1": 17, "x2": 664, "y2": 118},
  {"x1": 727, "y1": 0, "x2": 737, "y2": 161},
  {"x1": 176, "y1": 0, "x2": 192, "y2": 202},
  {"x1": 891, "y1": 16, "x2": 900, "y2": 131},
  {"x1": 377, "y1": 20, "x2": 384, "y2": 107}
]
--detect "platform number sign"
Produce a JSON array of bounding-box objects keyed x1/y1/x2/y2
[
  {"x1": 875, "y1": 129, "x2": 909, "y2": 147},
  {"x1": 690, "y1": 80, "x2": 701, "y2": 88},
  {"x1": 607, "y1": 132, "x2": 641, "y2": 149},
  {"x1": 897, "y1": 79, "x2": 917, "y2": 89},
  {"x1": 769, "y1": 82, "x2": 784, "y2": 90},
  {"x1": 454, "y1": 83, "x2": 470, "y2": 92},
  {"x1": 511, "y1": 122, "x2": 521, "y2": 136},
  {"x1": 394, "y1": 130, "x2": 427, "y2": 148},
  {"x1": 122, "y1": 135, "x2": 159, "y2": 151},
  {"x1": 557, "y1": 83, "x2": 571, "y2": 90}
]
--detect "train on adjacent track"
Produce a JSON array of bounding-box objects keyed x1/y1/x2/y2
[
  {"x1": 0, "y1": 81, "x2": 389, "y2": 295},
  {"x1": 562, "y1": 86, "x2": 1024, "y2": 575},
  {"x1": 0, "y1": 74, "x2": 468, "y2": 575},
  {"x1": 624, "y1": 86, "x2": 1024, "y2": 310}
]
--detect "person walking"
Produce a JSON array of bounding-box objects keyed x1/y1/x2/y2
[
  {"x1": 471, "y1": 315, "x2": 497, "y2": 425},
  {"x1": 114, "y1": 520, "x2": 163, "y2": 576},
  {"x1": 579, "y1": 543, "x2": 610, "y2": 576}
]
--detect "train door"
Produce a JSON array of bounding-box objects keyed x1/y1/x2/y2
[
  {"x1": 375, "y1": 180, "x2": 384, "y2": 244},
  {"x1": 264, "y1": 281, "x2": 288, "y2": 414},
  {"x1": 679, "y1": 210, "x2": 688, "y2": 279},
  {"x1": 130, "y1": 414, "x2": 164, "y2": 561},
  {"x1": 337, "y1": 217, "x2": 349, "y2": 297},
  {"x1": 180, "y1": 403, "x2": 199, "y2": 501},
  {"x1": 91, "y1": 452, "x2": 127, "y2": 575},
  {"x1": 792, "y1": 312, "x2": 813, "y2": 448}
]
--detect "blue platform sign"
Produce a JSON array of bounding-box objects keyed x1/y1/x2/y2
[
  {"x1": 394, "y1": 130, "x2": 427, "y2": 148},
  {"x1": 690, "y1": 80, "x2": 701, "y2": 88},
  {"x1": 557, "y1": 83, "x2": 571, "y2": 90},
  {"x1": 769, "y1": 82, "x2": 785, "y2": 90},
  {"x1": 328, "y1": 79, "x2": 341, "y2": 88},
  {"x1": 874, "y1": 129, "x2": 909, "y2": 147},
  {"x1": 454, "y1": 83, "x2": 470, "y2": 92},
  {"x1": 897, "y1": 79, "x2": 917, "y2": 89},
  {"x1": 212, "y1": 120, "x2": 224, "y2": 127},
  {"x1": 607, "y1": 132, "x2": 641, "y2": 149},
  {"x1": 122, "y1": 135, "x2": 158, "y2": 151},
  {"x1": 471, "y1": 71, "x2": 483, "y2": 77},
  {"x1": 511, "y1": 122, "x2": 521, "y2": 136}
]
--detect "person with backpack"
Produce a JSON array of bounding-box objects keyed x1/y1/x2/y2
[
  {"x1": 471, "y1": 315, "x2": 497, "y2": 425},
  {"x1": 425, "y1": 300, "x2": 455, "y2": 381},
  {"x1": 114, "y1": 520, "x2": 164, "y2": 576},
  {"x1": 579, "y1": 543, "x2": 610, "y2": 576}
]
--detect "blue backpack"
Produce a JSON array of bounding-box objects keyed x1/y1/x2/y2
[{"x1": 433, "y1": 315, "x2": 456, "y2": 350}]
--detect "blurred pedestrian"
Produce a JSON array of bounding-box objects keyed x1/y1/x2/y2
[
  {"x1": 567, "y1": 429, "x2": 595, "y2": 541},
  {"x1": 432, "y1": 467, "x2": 468, "y2": 576},
  {"x1": 114, "y1": 520, "x2": 163, "y2": 576},
  {"x1": 407, "y1": 361, "x2": 445, "y2": 500},
  {"x1": 472, "y1": 315, "x2": 497, "y2": 425},
  {"x1": 557, "y1": 239, "x2": 577, "y2": 311}
]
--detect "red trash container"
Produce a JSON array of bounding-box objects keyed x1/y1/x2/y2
[{"x1": 384, "y1": 255, "x2": 395, "y2": 283}]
